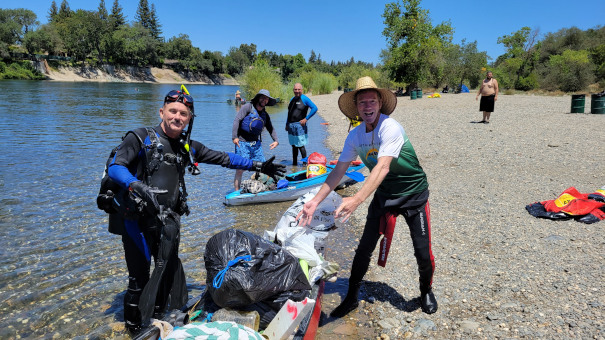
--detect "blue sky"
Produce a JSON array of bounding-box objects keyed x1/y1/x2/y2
[{"x1": 20, "y1": 0, "x2": 605, "y2": 65}]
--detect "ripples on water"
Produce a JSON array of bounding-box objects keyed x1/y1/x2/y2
[{"x1": 0, "y1": 81, "x2": 337, "y2": 338}]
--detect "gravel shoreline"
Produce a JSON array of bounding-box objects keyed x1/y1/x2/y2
[{"x1": 308, "y1": 90, "x2": 604, "y2": 339}]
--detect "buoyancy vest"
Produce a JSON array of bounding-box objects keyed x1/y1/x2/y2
[
  {"x1": 100, "y1": 127, "x2": 191, "y2": 235},
  {"x1": 287, "y1": 96, "x2": 310, "y2": 122},
  {"x1": 136, "y1": 127, "x2": 190, "y2": 214},
  {"x1": 241, "y1": 106, "x2": 264, "y2": 136}
]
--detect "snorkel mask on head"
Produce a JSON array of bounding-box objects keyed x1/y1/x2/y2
[
  {"x1": 166, "y1": 85, "x2": 200, "y2": 176},
  {"x1": 164, "y1": 87, "x2": 195, "y2": 114}
]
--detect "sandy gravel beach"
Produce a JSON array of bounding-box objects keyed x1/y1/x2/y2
[{"x1": 308, "y1": 90, "x2": 604, "y2": 339}]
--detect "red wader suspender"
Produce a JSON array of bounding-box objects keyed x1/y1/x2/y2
[{"x1": 377, "y1": 212, "x2": 398, "y2": 267}]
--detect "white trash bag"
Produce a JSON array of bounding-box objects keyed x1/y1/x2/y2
[
  {"x1": 264, "y1": 187, "x2": 343, "y2": 284},
  {"x1": 276, "y1": 187, "x2": 343, "y2": 237}
]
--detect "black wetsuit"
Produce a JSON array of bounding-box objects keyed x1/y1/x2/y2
[{"x1": 108, "y1": 125, "x2": 255, "y2": 329}]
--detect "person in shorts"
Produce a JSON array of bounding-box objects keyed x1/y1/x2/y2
[
  {"x1": 232, "y1": 89, "x2": 280, "y2": 190},
  {"x1": 476, "y1": 71, "x2": 499, "y2": 123}
]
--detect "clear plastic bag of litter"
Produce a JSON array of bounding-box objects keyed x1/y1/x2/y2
[
  {"x1": 274, "y1": 187, "x2": 343, "y2": 238},
  {"x1": 264, "y1": 188, "x2": 343, "y2": 284}
]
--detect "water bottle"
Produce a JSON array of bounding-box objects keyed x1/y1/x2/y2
[{"x1": 211, "y1": 308, "x2": 260, "y2": 331}]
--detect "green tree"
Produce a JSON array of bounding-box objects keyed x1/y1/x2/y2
[
  {"x1": 336, "y1": 63, "x2": 388, "y2": 89},
  {"x1": 164, "y1": 34, "x2": 194, "y2": 60},
  {"x1": 94, "y1": 0, "x2": 110, "y2": 63},
  {"x1": 590, "y1": 44, "x2": 605, "y2": 82},
  {"x1": 225, "y1": 44, "x2": 256, "y2": 75},
  {"x1": 240, "y1": 58, "x2": 287, "y2": 101},
  {"x1": 59, "y1": 10, "x2": 100, "y2": 62},
  {"x1": 135, "y1": 0, "x2": 151, "y2": 30},
  {"x1": 109, "y1": 0, "x2": 126, "y2": 29},
  {"x1": 148, "y1": 3, "x2": 162, "y2": 41},
  {"x1": 495, "y1": 27, "x2": 540, "y2": 90},
  {"x1": 308, "y1": 50, "x2": 317, "y2": 64},
  {"x1": 0, "y1": 9, "x2": 38, "y2": 46},
  {"x1": 381, "y1": 0, "x2": 453, "y2": 89},
  {"x1": 23, "y1": 23, "x2": 63, "y2": 55},
  {"x1": 540, "y1": 27, "x2": 586, "y2": 63},
  {"x1": 455, "y1": 40, "x2": 487, "y2": 89},
  {"x1": 280, "y1": 53, "x2": 306, "y2": 80},
  {"x1": 57, "y1": 0, "x2": 72, "y2": 21},
  {"x1": 202, "y1": 50, "x2": 224, "y2": 74},
  {"x1": 257, "y1": 50, "x2": 280, "y2": 68},
  {"x1": 48, "y1": 1, "x2": 59, "y2": 22},
  {"x1": 23, "y1": 27, "x2": 46, "y2": 54},
  {"x1": 112, "y1": 23, "x2": 158, "y2": 66},
  {"x1": 0, "y1": 10, "x2": 22, "y2": 49},
  {"x1": 103, "y1": 0, "x2": 126, "y2": 62},
  {"x1": 540, "y1": 49, "x2": 594, "y2": 92},
  {"x1": 238, "y1": 43, "x2": 257, "y2": 63}
]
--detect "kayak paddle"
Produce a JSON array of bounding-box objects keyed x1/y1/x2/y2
[{"x1": 344, "y1": 171, "x2": 365, "y2": 182}]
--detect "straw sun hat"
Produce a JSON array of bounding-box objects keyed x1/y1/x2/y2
[{"x1": 338, "y1": 76, "x2": 397, "y2": 120}]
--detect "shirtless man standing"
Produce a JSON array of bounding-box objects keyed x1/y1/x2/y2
[{"x1": 476, "y1": 71, "x2": 499, "y2": 123}]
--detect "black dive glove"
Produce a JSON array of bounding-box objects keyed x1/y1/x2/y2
[
  {"x1": 129, "y1": 181, "x2": 167, "y2": 215},
  {"x1": 252, "y1": 156, "x2": 286, "y2": 180}
]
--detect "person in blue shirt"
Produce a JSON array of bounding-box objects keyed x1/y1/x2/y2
[{"x1": 286, "y1": 83, "x2": 318, "y2": 165}]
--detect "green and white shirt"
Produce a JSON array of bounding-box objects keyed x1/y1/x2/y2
[{"x1": 338, "y1": 114, "x2": 428, "y2": 197}]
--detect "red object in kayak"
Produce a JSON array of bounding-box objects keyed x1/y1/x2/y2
[
  {"x1": 328, "y1": 160, "x2": 362, "y2": 166},
  {"x1": 377, "y1": 212, "x2": 397, "y2": 267}
]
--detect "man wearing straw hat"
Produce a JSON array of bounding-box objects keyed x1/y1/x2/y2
[
  {"x1": 234, "y1": 90, "x2": 244, "y2": 104},
  {"x1": 297, "y1": 76, "x2": 437, "y2": 317}
]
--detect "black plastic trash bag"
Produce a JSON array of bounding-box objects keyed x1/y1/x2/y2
[{"x1": 204, "y1": 229, "x2": 311, "y2": 309}]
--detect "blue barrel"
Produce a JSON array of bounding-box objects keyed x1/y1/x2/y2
[
  {"x1": 416, "y1": 88, "x2": 423, "y2": 98},
  {"x1": 410, "y1": 89, "x2": 417, "y2": 100},
  {"x1": 570, "y1": 94, "x2": 585, "y2": 113},
  {"x1": 591, "y1": 93, "x2": 605, "y2": 114}
]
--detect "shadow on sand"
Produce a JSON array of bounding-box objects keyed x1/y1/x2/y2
[{"x1": 320, "y1": 278, "x2": 421, "y2": 326}]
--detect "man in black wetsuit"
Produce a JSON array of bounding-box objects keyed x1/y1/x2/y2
[
  {"x1": 107, "y1": 88, "x2": 285, "y2": 333},
  {"x1": 285, "y1": 83, "x2": 318, "y2": 165}
]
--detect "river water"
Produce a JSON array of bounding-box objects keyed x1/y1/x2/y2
[{"x1": 0, "y1": 80, "x2": 341, "y2": 338}]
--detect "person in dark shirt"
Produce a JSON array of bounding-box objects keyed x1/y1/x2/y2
[
  {"x1": 108, "y1": 88, "x2": 285, "y2": 333},
  {"x1": 285, "y1": 83, "x2": 318, "y2": 165}
]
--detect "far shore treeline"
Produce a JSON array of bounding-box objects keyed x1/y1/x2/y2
[{"x1": 1, "y1": 0, "x2": 603, "y2": 98}]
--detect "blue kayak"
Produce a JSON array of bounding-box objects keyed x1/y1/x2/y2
[{"x1": 224, "y1": 163, "x2": 365, "y2": 206}]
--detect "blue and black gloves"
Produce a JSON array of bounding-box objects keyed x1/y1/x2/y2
[
  {"x1": 252, "y1": 156, "x2": 286, "y2": 180},
  {"x1": 129, "y1": 181, "x2": 167, "y2": 215}
]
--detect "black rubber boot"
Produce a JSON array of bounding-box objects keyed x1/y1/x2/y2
[
  {"x1": 330, "y1": 283, "x2": 360, "y2": 318},
  {"x1": 420, "y1": 289, "x2": 438, "y2": 314},
  {"x1": 299, "y1": 146, "x2": 307, "y2": 161},
  {"x1": 153, "y1": 305, "x2": 165, "y2": 320},
  {"x1": 124, "y1": 277, "x2": 143, "y2": 333},
  {"x1": 124, "y1": 303, "x2": 142, "y2": 334},
  {"x1": 292, "y1": 146, "x2": 298, "y2": 166}
]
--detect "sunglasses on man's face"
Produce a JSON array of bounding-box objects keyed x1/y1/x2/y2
[{"x1": 164, "y1": 90, "x2": 194, "y2": 111}]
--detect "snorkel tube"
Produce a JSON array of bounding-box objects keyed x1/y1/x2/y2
[{"x1": 180, "y1": 84, "x2": 201, "y2": 175}]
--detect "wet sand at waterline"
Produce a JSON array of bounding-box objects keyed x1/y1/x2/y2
[{"x1": 309, "y1": 91, "x2": 604, "y2": 339}]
